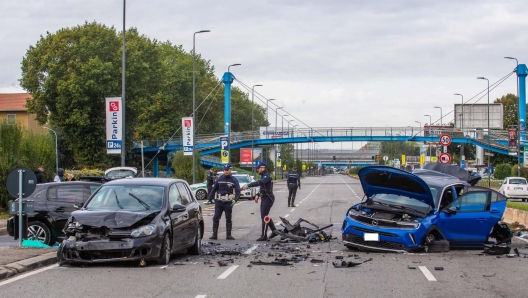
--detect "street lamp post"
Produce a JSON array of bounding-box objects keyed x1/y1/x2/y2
[
  {"x1": 454, "y1": 93, "x2": 464, "y2": 161},
  {"x1": 226, "y1": 63, "x2": 240, "y2": 164},
  {"x1": 424, "y1": 115, "x2": 432, "y2": 158},
  {"x1": 228, "y1": 63, "x2": 241, "y2": 73},
  {"x1": 265, "y1": 98, "x2": 275, "y2": 162},
  {"x1": 478, "y1": 77, "x2": 491, "y2": 187},
  {"x1": 505, "y1": 57, "x2": 520, "y2": 176},
  {"x1": 43, "y1": 127, "x2": 58, "y2": 175},
  {"x1": 251, "y1": 84, "x2": 263, "y2": 176},
  {"x1": 192, "y1": 29, "x2": 210, "y2": 183},
  {"x1": 122, "y1": 0, "x2": 126, "y2": 167},
  {"x1": 434, "y1": 106, "x2": 443, "y2": 125}
]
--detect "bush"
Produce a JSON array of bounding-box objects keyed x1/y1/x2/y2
[
  {"x1": 493, "y1": 164, "x2": 512, "y2": 180},
  {"x1": 349, "y1": 167, "x2": 364, "y2": 175},
  {"x1": 170, "y1": 150, "x2": 205, "y2": 184},
  {"x1": 510, "y1": 164, "x2": 528, "y2": 178},
  {"x1": 0, "y1": 121, "x2": 56, "y2": 208}
]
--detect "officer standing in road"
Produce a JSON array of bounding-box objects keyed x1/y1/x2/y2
[
  {"x1": 207, "y1": 163, "x2": 241, "y2": 240},
  {"x1": 204, "y1": 167, "x2": 215, "y2": 205},
  {"x1": 242, "y1": 163, "x2": 277, "y2": 241},
  {"x1": 287, "y1": 167, "x2": 301, "y2": 207}
]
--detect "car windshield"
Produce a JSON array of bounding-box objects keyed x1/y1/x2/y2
[
  {"x1": 233, "y1": 175, "x2": 250, "y2": 183},
  {"x1": 106, "y1": 169, "x2": 136, "y2": 179},
  {"x1": 509, "y1": 178, "x2": 527, "y2": 185},
  {"x1": 371, "y1": 193, "x2": 431, "y2": 213},
  {"x1": 85, "y1": 185, "x2": 164, "y2": 211}
]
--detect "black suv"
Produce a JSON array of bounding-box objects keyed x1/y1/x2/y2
[{"x1": 7, "y1": 181, "x2": 102, "y2": 245}]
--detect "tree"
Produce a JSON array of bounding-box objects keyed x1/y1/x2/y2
[
  {"x1": 171, "y1": 150, "x2": 205, "y2": 184},
  {"x1": 380, "y1": 141, "x2": 420, "y2": 160},
  {"x1": 494, "y1": 93, "x2": 523, "y2": 129}
]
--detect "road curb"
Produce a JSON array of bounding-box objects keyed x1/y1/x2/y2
[{"x1": 0, "y1": 252, "x2": 57, "y2": 281}]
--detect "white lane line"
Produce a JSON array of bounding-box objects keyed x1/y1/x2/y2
[
  {"x1": 0, "y1": 264, "x2": 59, "y2": 287},
  {"x1": 290, "y1": 208, "x2": 295, "y2": 212},
  {"x1": 195, "y1": 295, "x2": 207, "y2": 298},
  {"x1": 244, "y1": 244, "x2": 259, "y2": 254},
  {"x1": 418, "y1": 266, "x2": 437, "y2": 281},
  {"x1": 515, "y1": 236, "x2": 528, "y2": 243},
  {"x1": 284, "y1": 214, "x2": 290, "y2": 218},
  {"x1": 218, "y1": 265, "x2": 239, "y2": 279}
]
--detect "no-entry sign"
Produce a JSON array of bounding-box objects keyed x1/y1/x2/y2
[{"x1": 439, "y1": 152, "x2": 451, "y2": 164}]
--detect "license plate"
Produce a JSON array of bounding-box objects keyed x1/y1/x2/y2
[
  {"x1": 364, "y1": 233, "x2": 379, "y2": 241},
  {"x1": 514, "y1": 187, "x2": 523, "y2": 190}
]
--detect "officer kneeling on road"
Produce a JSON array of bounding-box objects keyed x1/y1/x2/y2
[
  {"x1": 242, "y1": 162, "x2": 277, "y2": 241},
  {"x1": 208, "y1": 163, "x2": 241, "y2": 240}
]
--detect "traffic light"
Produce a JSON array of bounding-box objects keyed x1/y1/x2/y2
[
  {"x1": 371, "y1": 156, "x2": 375, "y2": 160},
  {"x1": 333, "y1": 156, "x2": 336, "y2": 160}
]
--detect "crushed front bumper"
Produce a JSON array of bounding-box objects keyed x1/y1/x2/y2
[{"x1": 60, "y1": 235, "x2": 163, "y2": 263}]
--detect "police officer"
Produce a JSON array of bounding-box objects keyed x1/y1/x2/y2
[
  {"x1": 242, "y1": 163, "x2": 277, "y2": 241},
  {"x1": 204, "y1": 167, "x2": 215, "y2": 205},
  {"x1": 287, "y1": 167, "x2": 301, "y2": 207},
  {"x1": 208, "y1": 163, "x2": 241, "y2": 240}
]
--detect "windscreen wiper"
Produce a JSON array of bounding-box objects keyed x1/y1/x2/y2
[
  {"x1": 387, "y1": 204, "x2": 425, "y2": 216},
  {"x1": 128, "y1": 193, "x2": 150, "y2": 210},
  {"x1": 113, "y1": 190, "x2": 124, "y2": 209}
]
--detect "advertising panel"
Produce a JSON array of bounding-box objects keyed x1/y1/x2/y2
[
  {"x1": 106, "y1": 97, "x2": 122, "y2": 154},
  {"x1": 259, "y1": 127, "x2": 291, "y2": 139},
  {"x1": 182, "y1": 117, "x2": 193, "y2": 156},
  {"x1": 509, "y1": 125, "x2": 518, "y2": 155},
  {"x1": 220, "y1": 135, "x2": 229, "y2": 163},
  {"x1": 453, "y1": 103, "x2": 503, "y2": 129},
  {"x1": 240, "y1": 148, "x2": 262, "y2": 166}
]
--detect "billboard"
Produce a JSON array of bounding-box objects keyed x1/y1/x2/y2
[
  {"x1": 276, "y1": 150, "x2": 282, "y2": 167},
  {"x1": 259, "y1": 127, "x2": 292, "y2": 139},
  {"x1": 106, "y1": 97, "x2": 122, "y2": 154},
  {"x1": 240, "y1": 148, "x2": 263, "y2": 166},
  {"x1": 182, "y1": 117, "x2": 193, "y2": 155},
  {"x1": 509, "y1": 125, "x2": 518, "y2": 155},
  {"x1": 454, "y1": 103, "x2": 503, "y2": 129}
]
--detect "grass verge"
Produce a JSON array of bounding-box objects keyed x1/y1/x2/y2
[{"x1": 507, "y1": 201, "x2": 528, "y2": 212}]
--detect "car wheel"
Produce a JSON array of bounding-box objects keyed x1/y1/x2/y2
[
  {"x1": 523, "y1": 199, "x2": 526, "y2": 202},
  {"x1": 195, "y1": 189, "x2": 207, "y2": 200},
  {"x1": 157, "y1": 233, "x2": 171, "y2": 265},
  {"x1": 27, "y1": 221, "x2": 51, "y2": 245},
  {"x1": 424, "y1": 233, "x2": 435, "y2": 245},
  {"x1": 188, "y1": 226, "x2": 202, "y2": 255},
  {"x1": 427, "y1": 240, "x2": 450, "y2": 253}
]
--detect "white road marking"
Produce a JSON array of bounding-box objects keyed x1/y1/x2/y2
[
  {"x1": 195, "y1": 295, "x2": 207, "y2": 298},
  {"x1": 284, "y1": 214, "x2": 290, "y2": 218},
  {"x1": 290, "y1": 208, "x2": 295, "y2": 212},
  {"x1": 218, "y1": 265, "x2": 239, "y2": 279},
  {"x1": 0, "y1": 264, "x2": 59, "y2": 287},
  {"x1": 419, "y1": 266, "x2": 437, "y2": 281},
  {"x1": 244, "y1": 244, "x2": 259, "y2": 254},
  {"x1": 515, "y1": 236, "x2": 528, "y2": 243}
]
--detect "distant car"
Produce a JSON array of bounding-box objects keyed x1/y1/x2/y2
[
  {"x1": 7, "y1": 181, "x2": 103, "y2": 245},
  {"x1": 79, "y1": 166, "x2": 138, "y2": 183},
  {"x1": 58, "y1": 178, "x2": 203, "y2": 265},
  {"x1": 189, "y1": 172, "x2": 259, "y2": 200},
  {"x1": 499, "y1": 177, "x2": 528, "y2": 201},
  {"x1": 342, "y1": 165, "x2": 508, "y2": 253}
]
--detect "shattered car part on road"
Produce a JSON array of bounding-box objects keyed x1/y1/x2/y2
[
  {"x1": 269, "y1": 217, "x2": 333, "y2": 243},
  {"x1": 342, "y1": 165, "x2": 508, "y2": 253}
]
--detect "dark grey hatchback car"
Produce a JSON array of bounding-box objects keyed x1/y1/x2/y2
[{"x1": 59, "y1": 178, "x2": 204, "y2": 265}]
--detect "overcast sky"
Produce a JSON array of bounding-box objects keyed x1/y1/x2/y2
[{"x1": 2, "y1": 0, "x2": 527, "y2": 149}]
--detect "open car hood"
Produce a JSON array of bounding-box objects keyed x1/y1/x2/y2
[
  {"x1": 414, "y1": 162, "x2": 481, "y2": 186},
  {"x1": 71, "y1": 210, "x2": 157, "y2": 228},
  {"x1": 358, "y1": 166, "x2": 435, "y2": 208}
]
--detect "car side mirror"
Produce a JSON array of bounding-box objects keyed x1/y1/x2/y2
[
  {"x1": 74, "y1": 202, "x2": 83, "y2": 210},
  {"x1": 171, "y1": 203, "x2": 186, "y2": 212},
  {"x1": 444, "y1": 206, "x2": 457, "y2": 215}
]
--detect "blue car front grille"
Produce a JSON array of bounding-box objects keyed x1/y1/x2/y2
[
  {"x1": 350, "y1": 227, "x2": 397, "y2": 237},
  {"x1": 343, "y1": 234, "x2": 405, "y2": 250}
]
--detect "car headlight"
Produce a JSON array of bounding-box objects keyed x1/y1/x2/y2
[
  {"x1": 67, "y1": 221, "x2": 83, "y2": 229},
  {"x1": 131, "y1": 224, "x2": 156, "y2": 237}
]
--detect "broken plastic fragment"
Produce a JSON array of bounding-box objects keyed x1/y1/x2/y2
[{"x1": 332, "y1": 261, "x2": 362, "y2": 268}]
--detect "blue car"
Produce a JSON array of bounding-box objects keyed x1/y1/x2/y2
[{"x1": 342, "y1": 165, "x2": 508, "y2": 253}]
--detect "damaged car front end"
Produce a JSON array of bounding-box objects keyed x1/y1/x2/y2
[
  {"x1": 342, "y1": 165, "x2": 507, "y2": 253},
  {"x1": 58, "y1": 178, "x2": 203, "y2": 265}
]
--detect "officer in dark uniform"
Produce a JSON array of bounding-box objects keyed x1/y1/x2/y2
[
  {"x1": 287, "y1": 167, "x2": 301, "y2": 207},
  {"x1": 204, "y1": 167, "x2": 215, "y2": 205},
  {"x1": 242, "y1": 162, "x2": 277, "y2": 241},
  {"x1": 207, "y1": 163, "x2": 240, "y2": 240}
]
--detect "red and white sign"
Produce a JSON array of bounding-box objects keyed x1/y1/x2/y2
[
  {"x1": 105, "y1": 97, "x2": 122, "y2": 154},
  {"x1": 182, "y1": 117, "x2": 194, "y2": 155},
  {"x1": 439, "y1": 134, "x2": 452, "y2": 146},
  {"x1": 439, "y1": 152, "x2": 451, "y2": 164},
  {"x1": 240, "y1": 148, "x2": 252, "y2": 164}
]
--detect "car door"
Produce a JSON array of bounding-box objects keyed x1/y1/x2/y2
[
  {"x1": 46, "y1": 184, "x2": 86, "y2": 234},
  {"x1": 176, "y1": 182, "x2": 198, "y2": 246},
  {"x1": 437, "y1": 190, "x2": 491, "y2": 246},
  {"x1": 168, "y1": 183, "x2": 189, "y2": 251}
]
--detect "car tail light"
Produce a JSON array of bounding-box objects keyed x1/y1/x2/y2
[{"x1": 507, "y1": 186, "x2": 510, "y2": 190}]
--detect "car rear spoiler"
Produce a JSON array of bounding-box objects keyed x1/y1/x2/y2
[{"x1": 417, "y1": 162, "x2": 482, "y2": 186}]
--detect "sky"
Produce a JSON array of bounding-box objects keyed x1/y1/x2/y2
[{"x1": 1, "y1": 0, "x2": 527, "y2": 149}]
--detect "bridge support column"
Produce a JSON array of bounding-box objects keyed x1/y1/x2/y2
[
  {"x1": 153, "y1": 156, "x2": 159, "y2": 177},
  {"x1": 222, "y1": 72, "x2": 235, "y2": 163},
  {"x1": 518, "y1": 64, "x2": 527, "y2": 141}
]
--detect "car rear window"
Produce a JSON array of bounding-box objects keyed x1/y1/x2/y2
[
  {"x1": 508, "y1": 178, "x2": 527, "y2": 185},
  {"x1": 106, "y1": 169, "x2": 136, "y2": 179}
]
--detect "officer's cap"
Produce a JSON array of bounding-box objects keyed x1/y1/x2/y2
[
  {"x1": 223, "y1": 163, "x2": 233, "y2": 170},
  {"x1": 258, "y1": 162, "x2": 267, "y2": 168}
]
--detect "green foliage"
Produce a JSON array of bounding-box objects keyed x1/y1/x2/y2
[
  {"x1": 510, "y1": 164, "x2": 528, "y2": 178},
  {"x1": 0, "y1": 120, "x2": 55, "y2": 208},
  {"x1": 494, "y1": 164, "x2": 512, "y2": 180},
  {"x1": 170, "y1": 151, "x2": 205, "y2": 184},
  {"x1": 494, "y1": 93, "x2": 523, "y2": 130},
  {"x1": 380, "y1": 141, "x2": 420, "y2": 160},
  {"x1": 295, "y1": 159, "x2": 303, "y2": 173},
  {"x1": 279, "y1": 144, "x2": 294, "y2": 170},
  {"x1": 507, "y1": 201, "x2": 528, "y2": 212},
  {"x1": 349, "y1": 167, "x2": 364, "y2": 175}
]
